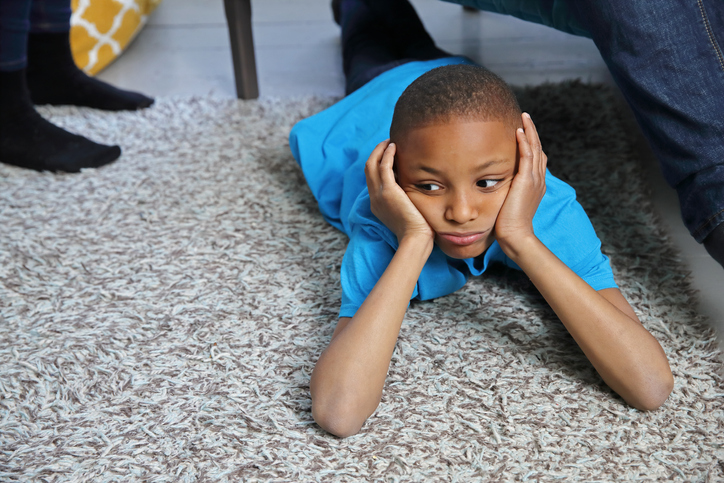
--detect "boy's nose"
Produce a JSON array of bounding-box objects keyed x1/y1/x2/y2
[{"x1": 445, "y1": 192, "x2": 478, "y2": 224}]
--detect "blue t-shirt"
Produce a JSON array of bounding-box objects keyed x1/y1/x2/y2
[{"x1": 289, "y1": 57, "x2": 617, "y2": 318}]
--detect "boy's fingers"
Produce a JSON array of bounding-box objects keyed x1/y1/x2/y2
[
  {"x1": 379, "y1": 143, "x2": 397, "y2": 186},
  {"x1": 367, "y1": 140, "x2": 389, "y2": 171},
  {"x1": 364, "y1": 159, "x2": 377, "y2": 190},
  {"x1": 523, "y1": 113, "x2": 542, "y2": 152},
  {"x1": 365, "y1": 140, "x2": 390, "y2": 189},
  {"x1": 522, "y1": 113, "x2": 546, "y2": 180},
  {"x1": 516, "y1": 127, "x2": 533, "y2": 174}
]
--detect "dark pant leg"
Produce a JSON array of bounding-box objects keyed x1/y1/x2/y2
[
  {"x1": 29, "y1": 0, "x2": 71, "y2": 33},
  {"x1": 572, "y1": 0, "x2": 724, "y2": 242},
  {"x1": 341, "y1": 0, "x2": 449, "y2": 94},
  {"x1": 340, "y1": 0, "x2": 404, "y2": 94},
  {"x1": 0, "y1": 0, "x2": 72, "y2": 71},
  {"x1": 0, "y1": 0, "x2": 33, "y2": 71},
  {"x1": 360, "y1": 0, "x2": 449, "y2": 60}
]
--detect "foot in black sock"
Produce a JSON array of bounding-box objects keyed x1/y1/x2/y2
[
  {"x1": 26, "y1": 32, "x2": 154, "y2": 111},
  {"x1": 703, "y1": 223, "x2": 724, "y2": 268},
  {"x1": 0, "y1": 69, "x2": 121, "y2": 172}
]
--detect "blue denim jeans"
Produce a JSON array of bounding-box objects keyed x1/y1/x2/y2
[
  {"x1": 445, "y1": 0, "x2": 724, "y2": 243},
  {"x1": 0, "y1": 0, "x2": 71, "y2": 71}
]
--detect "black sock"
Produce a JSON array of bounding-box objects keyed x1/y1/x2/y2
[
  {"x1": 0, "y1": 68, "x2": 121, "y2": 172},
  {"x1": 26, "y1": 32, "x2": 154, "y2": 111},
  {"x1": 703, "y1": 223, "x2": 724, "y2": 268}
]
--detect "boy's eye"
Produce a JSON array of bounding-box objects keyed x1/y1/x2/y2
[
  {"x1": 477, "y1": 179, "x2": 500, "y2": 189},
  {"x1": 417, "y1": 183, "x2": 441, "y2": 191}
]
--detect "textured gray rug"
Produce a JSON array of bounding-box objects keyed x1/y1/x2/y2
[{"x1": 1, "y1": 85, "x2": 723, "y2": 482}]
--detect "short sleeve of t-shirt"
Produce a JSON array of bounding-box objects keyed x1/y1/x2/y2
[
  {"x1": 526, "y1": 173, "x2": 616, "y2": 292},
  {"x1": 339, "y1": 223, "x2": 397, "y2": 319}
]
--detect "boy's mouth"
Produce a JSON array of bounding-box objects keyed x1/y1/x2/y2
[{"x1": 437, "y1": 231, "x2": 488, "y2": 246}]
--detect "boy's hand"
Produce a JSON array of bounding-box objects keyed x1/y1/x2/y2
[
  {"x1": 495, "y1": 113, "x2": 547, "y2": 252},
  {"x1": 365, "y1": 140, "x2": 434, "y2": 244}
]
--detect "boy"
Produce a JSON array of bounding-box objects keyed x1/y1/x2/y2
[{"x1": 290, "y1": 0, "x2": 673, "y2": 438}]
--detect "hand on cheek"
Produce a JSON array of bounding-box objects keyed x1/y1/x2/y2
[
  {"x1": 494, "y1": 113, "x2": 547, "y2": 250},
  {"x1": 365, "y1": 140, "x2": 434, "y2": 244}
]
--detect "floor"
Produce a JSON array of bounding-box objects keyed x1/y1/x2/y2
[{"x1": 97, "y1": 0, "x2": 724, "y2": 344}]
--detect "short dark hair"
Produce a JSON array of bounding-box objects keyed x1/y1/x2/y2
[{"x1": 390, "y1": 64, "x2": 522, "y2": 141}]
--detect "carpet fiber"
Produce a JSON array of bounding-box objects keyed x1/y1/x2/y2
[{"x1": 1, "y1": 85, "x2": 723, "y2": 482}]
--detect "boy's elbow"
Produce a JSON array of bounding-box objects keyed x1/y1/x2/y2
[
  {"x1": 628, "y1": 371, "x2": 674, "y2": 411},
  {"x1": 312, "y1": 399, "x2": 367, "y2": 438},
  {"x1": 310, "y1": 364, "x2": 377, "y2": 438}
]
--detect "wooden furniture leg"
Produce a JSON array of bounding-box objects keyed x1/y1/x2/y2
[{"x1": 223, "y1": 0, "x2": 259, "y2": 99}]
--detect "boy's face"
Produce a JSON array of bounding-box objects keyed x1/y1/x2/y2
[{"x1": 395, "y1": 118, "x2": 518, "y2": 259}]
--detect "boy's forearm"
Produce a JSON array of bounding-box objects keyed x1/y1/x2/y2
[
  {"x1": 310, "y1": 234, "x2": 433, "y2": 436},
  {"x1": 500, "y1": 235, "x2": 673, "y2": 410}
]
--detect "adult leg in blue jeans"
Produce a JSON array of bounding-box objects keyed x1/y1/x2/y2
[
  {"x1": 0, "y1": 0, "x2": 153, "y2": 172},
  {"x1": 442, "y1": 0, "x2": 724, "y2": 267},
  {"x1": 569, "y1": 1, "x2": 724, "y2": 266}
]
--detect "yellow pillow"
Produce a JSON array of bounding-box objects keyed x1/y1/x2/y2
[{"x1": 70, "y1": 0, "x2": 162, "y2": 75}]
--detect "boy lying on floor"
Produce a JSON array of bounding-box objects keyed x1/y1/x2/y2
[{"x1": 290, "y1": 0, "x2": 673, "y2": 438}]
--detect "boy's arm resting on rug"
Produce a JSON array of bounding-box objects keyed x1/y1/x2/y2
[
  {"x1": 497, "y1": 122, "x2": 674, "y2": 411},
  {"x1": 310, "y1": 141, "x2": 433, "y2": 438},
  {"x1": 310, "y1": 123, "x2": 673, "y2": 437}
]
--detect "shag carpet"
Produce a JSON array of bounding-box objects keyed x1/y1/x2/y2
[{"x1": 1, "y1": 85, "x2": 722, "y2": 481}]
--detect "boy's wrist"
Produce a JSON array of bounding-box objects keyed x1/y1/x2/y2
[
  {"x1": 497, "y1": 232, "x2": 541, "y2": 264},
  {"x1": 398, "y1": 232, "x2": 435, "y2": 260}
]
